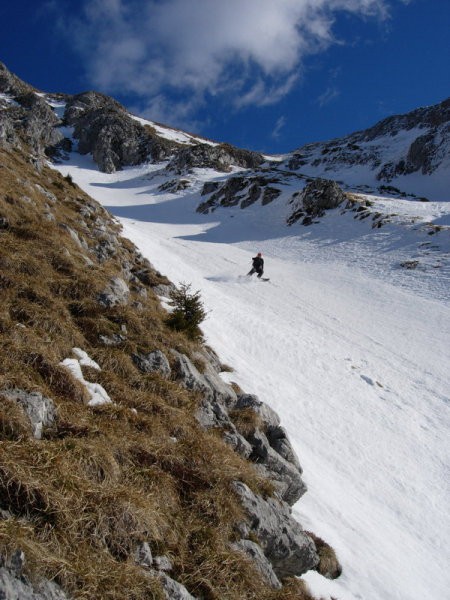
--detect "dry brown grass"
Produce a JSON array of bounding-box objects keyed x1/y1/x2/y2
[
  {"x1": 0, "y1": 146, "x2": 322, "y2": 599},
  {"x1": 306, "y1": 532, "x2": 342, "y2": 580}
]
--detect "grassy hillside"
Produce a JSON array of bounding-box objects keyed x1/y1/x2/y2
[{"x1": 0, "y1": 146, "x2": 317, "y2": 599}]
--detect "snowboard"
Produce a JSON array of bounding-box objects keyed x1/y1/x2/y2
[{"x1": 259, "y1": 277, "x2": 270, "y2": 282}]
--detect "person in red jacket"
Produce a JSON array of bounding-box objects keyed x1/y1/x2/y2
[{"x1": 247, "y1": 252, "x2": 264, "y2": 278}]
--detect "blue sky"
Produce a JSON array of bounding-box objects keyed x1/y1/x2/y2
[{"x1": 1, "y1": 0, "x2": 449, "y2": 153}]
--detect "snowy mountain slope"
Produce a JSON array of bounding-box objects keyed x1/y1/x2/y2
[
  {"x1": 55, "y1": 153, "x2": 450, "y2": 600},
  {"x1": 2, "y1": 61, "x2": 450, "y2": 598},
  {"x1": 284, "y1": 98, "x2": 450, "y2": 201}
]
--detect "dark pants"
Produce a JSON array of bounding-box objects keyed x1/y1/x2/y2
[{"x1": 248, "y1": 268, "x2": 263, "y2": 278}]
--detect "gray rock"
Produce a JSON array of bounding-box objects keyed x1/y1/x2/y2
[
  {"x1": 0, "y1": 62, "x2": 37, "y2": 96},
  {"x1": 231, "y1": 540, "x2": 281, "y2": 589},
  {"x1": 134, "y1": 542, "x2": 153, "y2": 568},
  {"x1": 158, "y1": 179, "x2": 191, "y2": 193},
  {"x1": 223, "y1": 430, "x2": 253, "y2": 459},
  {"x1": 1, "y1": 389, "x2": 56, "y2": 439},
  {"x1": 235, "y1": 394, "x2": 280, "y2": 429},
  {"x1": 0, "y1": 572, "x2": 69, "y2": 599},
  {"x1": 167, "y1": 143, "x2": 263, "y2": 175},
  {"x1": 266, "y1": 425, "x2": 303, "y2": 472},
  {"x1": 172, "y1": 352, "x2": 236, "y2": 409},
  {"x1": 201, "y1": 181, "x2": 220, "y2": 196},
  {"x1": 287, "y1": 179, "x2": 346, "y2": 225},
  {"x1": 65, "y1": 92, "x2": 175, "y2": 173},
  {"x1": 153, "y1": 556, "x2": 173, "y2": 572},
  {"x1": 132, "y1": 350, "x2": 171, "y2": 378},
  {"x1": 99, "y1": 333, "x2": 127, "y2": 346},
  {"x1": 248, "y1": 429, "x2": 307, "y2": 505},
  {"x1": 159, "y1": 574, "x2": 196, "y2": 600},
  {"x1": 262, "y1": 187, "x2": 281, "y2": 205},
  {"x1": 0, "y1": 567, "x2": 69, "y2": 600},
  {"x1": 97, "y1": 277, "x2": 130, "y2": 308},
  {"x1": 233, "y1": 481, "x2": 319, "y2": 579},
  {"x1": 240, "y1": 183, "x2": 262, "y2": 208},
  {"x1": 197, "y1": 175, "x2": 282, "y2": 213},
  {"x1": 58, "y1": 224, "x2": 88, "y2": 250}
]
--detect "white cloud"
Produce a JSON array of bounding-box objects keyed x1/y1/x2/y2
[
  {"x1": 317, "y1": 86, "x2": 341, "y2": 107},
  {"x1": 271, "y1": 116, "x2": 287, "y2": 140},
  {"x1": 63, "y1": 0, "x2": 401, "y2": 126}
]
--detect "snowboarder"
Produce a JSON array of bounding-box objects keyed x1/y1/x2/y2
[{"x1": 247, "y1": 252, "x2": 264, "y2": 278}]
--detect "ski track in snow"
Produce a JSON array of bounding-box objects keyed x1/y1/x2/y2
[{"x1": 55, "y1": 156, "x2": 450, "y2": 600}]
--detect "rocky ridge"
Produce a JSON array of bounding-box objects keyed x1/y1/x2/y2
[{"x1": 286, "y1": 97, "x2": 450, "y2": 184}]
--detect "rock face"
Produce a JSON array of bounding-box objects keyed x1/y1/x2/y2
[
  {"x1": 0, "y1": 63, "x2": 66, "y2": 160},
  {"x1": 234, "y1": 482, "x2": 319, "y2": 578},
  {"x1": 197, "y1": 175, "x2": 281, "y2": 213},
  {"x1": 167, "y1": 143, "x2": 263, "y2": 174},
  {"x1": 287, "y1": 178, "x2": 346, "y2": 225},
  {"x1": 170, "y1": 351, "x2": 316, "y2": 583},
  {"x1": 65, "y1": 92, "x2": 175, "y2": 173}
]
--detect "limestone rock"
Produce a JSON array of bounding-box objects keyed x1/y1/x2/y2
[
  {"x1": 172, "y1": 351, "x2": 236, "y2": 409},
  {"x1": 97, "y1": 277, "x2": 130, "y2": 307},
  {"x1": 232, "y1": 540, "x2": 281, "y2": 589},
  {"x1": 1, "y1": 389, "x2": 56, "y2": 439},
  {"x1": 134, "y1": 542, "x2": 153, "y2": 568},
  {"x1": 287, "y1": 179, "x2": 346, "y2": 225},
  {"x1": 159, "y1": 574, "x2": 196, "y2": 600},
  {"x1": 64, "y1": 92, "x2": 175, "y2": 173},
  {"x1": 249, "y1": 429, "x2": 307, "y2": 505},
  {"x1": 132, "y1": 350, "x2": 171, "y2": 378},
  {"x1": 233, "y1": 481, "x2": 319, "y2": 579},
  {"x1": 167, "y1": 143, "x2": 263, "y2": 175}
]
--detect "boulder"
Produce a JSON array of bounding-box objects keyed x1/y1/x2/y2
[
  {"x1": 132, "y1": 350, "x2": 171, "y2": 379},
  {"x1": 235, "y1": 394, "x2": 280, "y2": 429},
  {"x1": 159, "y1": 574, "x2": 197, "y2": 600},
  {"x1": 97, "y1": 277, "x2": 130, "y2": 307},
  {"x1": 233, "y1": 482, "x2": 319, "y2": 579}
]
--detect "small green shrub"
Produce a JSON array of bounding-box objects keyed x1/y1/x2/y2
[{"x1": 165, "y1": 282, "x2": 207, "y2": 340}]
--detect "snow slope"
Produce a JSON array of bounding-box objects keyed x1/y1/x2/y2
[{"x1": 55, "y1": 155, "x2": 450, "y2": 600}]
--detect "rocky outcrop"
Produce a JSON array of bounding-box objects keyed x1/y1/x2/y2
[
  {"x1": 287, "y1": 179, "x2": 346, "y2": 225},
  {"x1": 232, "y1": 540, "x2": 281, "y2": 588},
  {"x1": 197, "y1": 175, "x2": 281, "y2": 213},
  {"x1": 234, "y1": 482, "x2": 319, "y2": 579},
  {"x1": 97, "y1": 276, "x2": 130, "y2": 307},
  {"x1": 65, "y1": 92, "x2": 175, "y2": 173},
  {"x1": 167, "y1": 143, "x2": 263, "y2": 174},
  {"x1": 286, "y1": 97, "x2": 450, "y2": 186},
  {"x1": 1, "y1": 389, "x2": 56, "y2": 439},
  {"x1": 132, "y1": 350, "x2": 171, "y2": 378},
  {"x1": 0, "y1": 92, "x2": 63, "y2": 159},
  {"x1": 0, "y1": 550, "x2": 70, "y2": 600},
  {"x1": 0, "y1": 62, "x2": 37, "y2": 97},
  {"x1": 169, "y1": 350, "x2": 316, "y2": 583}
]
